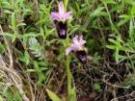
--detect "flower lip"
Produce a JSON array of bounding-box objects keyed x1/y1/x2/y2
[
  {"x1": 66, "y1": 35, "x2": 86, "y2": 55},
  {"x1": 76, "y1": 50, "x2": 87, "y2": 64},
  {"x1": 51, "y1": 1, "x2": 72, "y2": 22},
  {"x1": 54, "y1": 20, "x2": 67, "y2": 39}
]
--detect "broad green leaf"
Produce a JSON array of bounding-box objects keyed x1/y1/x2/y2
[
  {"x1": 0, "y1": 96, "x2": 3, "y2": 101},
  {"x1": 46, "y1": 89, "x2": 62, "y2": 101}
]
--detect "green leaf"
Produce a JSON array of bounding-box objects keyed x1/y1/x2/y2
[
  {"x1": 46, "y1": 89, "x2": 62, "y2": 101},
  {"x1": 0, "y1": 44, "x2": 5, "y2": 54},
  {"x1": 28, "y1": 37, "x2": 43, "y2": 59},
  {"x1": 0, "y1": 95, "x2": 3, "y2": 101},
  {"x1": 94, "y1": 83, "x2": 101, "y2": 92},
  {"x1": 103, "y1": 0, "x2": 116, "y2": 4},
  {"x1": 69, "y1": 87, "x2": 77, "y2": 101},
  {"x1": 90, "y1": 7, "x2": 106, "y2": 17},
  {"x1": 19, "y1": 51, "x2": 30, "y2": 65}
]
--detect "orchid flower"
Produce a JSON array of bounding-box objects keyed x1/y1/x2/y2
[
  {"x1": 66, "y1": 35, "x2": 86, "y2": 55},
  {"x1": 51, "y1": 1, "x2": 72, "y2": 39},
  {"x1": 51, "y1": 1, "x2": 72, "y2": 22},
  {"x1": 66, "y1": 35, "x2": 87, "y2": 63}
]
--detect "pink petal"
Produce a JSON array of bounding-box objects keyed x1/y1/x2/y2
[
  {"x1": 58, "y1": 1, "x2": 65, "y2": 15},
  {"x1": 66, "y1": 47, "x2": 73, "y2": 55},
  {"x1": 73, "y1": 35, "x2": 79, "y2": 43},
  {"x1": 51, "y1": 12, "x2": 60, "y2": 21},
  {"x1": 80, "y1": 36, "x2": 86, "y2": 45},
  {"x1": 63, "y1": 12, "x2": 72, "y2": 20}
]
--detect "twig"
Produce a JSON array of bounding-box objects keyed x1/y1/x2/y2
[{"x1": 0, "y1": 25, "x2": 30, "y2": 101}]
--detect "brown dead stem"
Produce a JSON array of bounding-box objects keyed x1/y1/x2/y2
[{"x1": 0, "y1": 25, "x2": 30, "y2": 101}]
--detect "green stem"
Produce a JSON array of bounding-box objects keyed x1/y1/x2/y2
[
  {"x1": 64, "y1": 0, "x2": 69, "y2": 10},
  {"x1": 62, "y1": 36, "x2": 73, "y2": 101},
  {"x1": 66, "y1": 55, "x2": 72, "y2": 101},
  {"x1": 102, "y1": 1, "x2": 119, "y2": 35},
  {"x1": 63, "y1": 38, "x2": 72, "y2": 101}
]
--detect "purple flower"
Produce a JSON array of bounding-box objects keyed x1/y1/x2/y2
[
  {"x1": 66, "y1": 35, "x2": 86, "y2": 55},
  {"x1": 51, "y1": 1, "x2": 72, "y2": 39},
  {"x1": 66, "y1": 35, "x2": 87, "y2": 63},
  {"x1": 51, "y1": 1, "x2": 72, "y2": 22}
]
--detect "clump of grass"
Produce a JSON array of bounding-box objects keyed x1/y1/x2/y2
[{"x1": 0, "y1": 0, "x2": 135, "y2": 101}]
